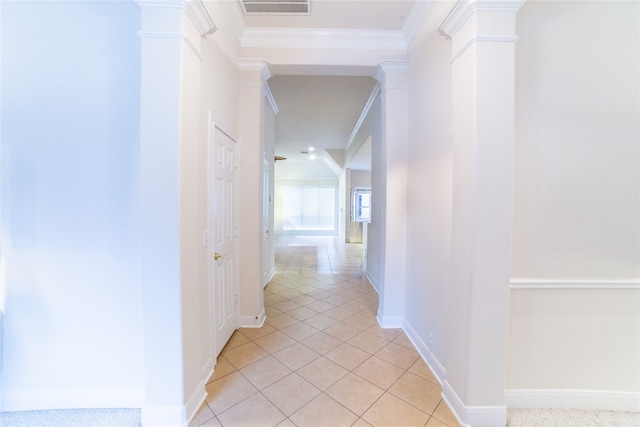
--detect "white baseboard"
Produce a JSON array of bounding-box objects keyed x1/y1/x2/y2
[
  {"x1": 239, "y1": 307, "x2": 266, "y2": 328},
  {"x1": 505, "y1": 389, "x2": 640, "y2": 413},
  {"x1": 365, "y1": 270, "x2": 379, "y2": 294},
  {"x1": 141, "y1": 404, "x2": 185, "y2": 427},
  {"x1": 184, "y1": 379, "x2": 207, "y2": 427},
  {"x1": 402, "y1": 321, "x2": 446, "y2": 384},
  {"x1": 376, "y1": 308, "x2": 403, "y2": 328},
  {"x1": 2, "y1": 387, "x2": 144, "y2": 412},
  {"x1": 442, "y1": 380, "x2": 506, "y2": 427}
]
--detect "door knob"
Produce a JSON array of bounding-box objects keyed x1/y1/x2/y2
[{"x1": 214, "y1": 253, "x2": 224, "y2": 260}]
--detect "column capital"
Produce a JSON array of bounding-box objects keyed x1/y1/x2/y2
[
  {"x1": 374, "y1": 60, "x2": 409, "y2": 89},
  {"x1": 136, "y1": 0, "x2": 216, "y2": 36},
  {"x1": 437, "y1": 0, "x2": 525, "y2": 38}
]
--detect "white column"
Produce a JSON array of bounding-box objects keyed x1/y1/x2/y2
[
  {"x1": 374, "y1": 61, "x2": 409, "y2": 328},
  {"x1": 138, "y1": 1, "x2": 215, "y2": 425},
  {"x1": 437, "y1": 1, "x2": 524, "y2": 426},
  {"x1": 237, "y1": 59, "x2": 272, "y2": 326}
]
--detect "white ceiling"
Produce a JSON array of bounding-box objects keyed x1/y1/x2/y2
[{"x1": 232, "y1": 0, "x2": 419, "y2": 176}]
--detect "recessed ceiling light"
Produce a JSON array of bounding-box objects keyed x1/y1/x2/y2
[
  {"x1": 308, "y1": 146, "x2": 315, "y2": 152},
  {"x1": 309, "y1": 154, "x2": 316, "y2": 160}
]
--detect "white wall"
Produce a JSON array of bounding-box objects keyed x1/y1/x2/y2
[
  {"x1": 506, "y1": 0, "x2": 640, "y2": 411},
  {"x1": 403, "y1": 0, "x2": 453, "y2": 385},
  {"x1": 1, "y1": 0, "x2": 144, "y2": 410},
  {"x1": 365, "y1": 97, "x2": 383, "y2": 294}
]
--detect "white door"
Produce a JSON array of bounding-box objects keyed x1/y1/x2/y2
[{"x1": 211, "y1": 124, "x2": 238, "y2": 357}]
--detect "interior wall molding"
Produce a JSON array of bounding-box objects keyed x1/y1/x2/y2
[
  {"x1": 437, "y1": 0, "x2": 526, "y2": 38},
  {"x1": 403, "y1": 321, "x2": 447, "y2": 385},
  {"x1": 375, "y1": 60, "x2": 409, "y2": 89},
  {"x1": 345, "y1": 83, "x2": 381, "y2": 152},
  {"x1": 448, "y1": 35, "x2": 520, "y2": 64},
  {"x1": 2, "y1": 387, "x2": 144, "y2": 412},
  {"x1": 505, "y1": 389, "x2": 640, "y2": 413},
  {"x1": 135, "y1": 0, "x2": 216, "y2": 36},
  {"x1": 402, "y1": 0, "x2": 435, "y2": 48},
  {"x1": 442, "y1": 381, "x2": 507, "y2": 427},
  {"x1": 240, "y1": 307, "x2": 266, "y2": 328},
  {"x1": 510, "y1": 278, "x2": 640, "y2": 290},
  {"x1": 241, "y1": 28, "x2": 406, "y2": 51}
]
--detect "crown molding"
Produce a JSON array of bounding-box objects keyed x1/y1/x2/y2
[
  {"x1": 437, "y1": 0, "x2": 526, "y2": 38},
  {"x1": 218, "y1": 0, "x2": 246, "y2": 45},
  {"x1": 240, "y1": 27, "x2": 406, "y2": 51},
  {"x1": 185, "y1": 0, "x2": 216, "y2": 36},
  {"x1": 135, "y1": 0, "x2": 216, "y2": 36},
  {"x1": 402, "y1": 0, "x2": 435, "y2": 47},
  {"x1": 375, "y1": 60, "x2": 409, "y2": 87}
]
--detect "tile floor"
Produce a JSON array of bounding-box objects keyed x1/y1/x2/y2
[{"x1": 189, "y1": 236, "x2": 460, "y2": 427}]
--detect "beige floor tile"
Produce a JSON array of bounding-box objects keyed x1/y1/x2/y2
[
  {"x1": 208, "y1": 355, "x2": 236, "y2": 384},
  {"x1": 205, "y1": 371, "x2": 258, "y2": 415},
  {"x1": 262, "y1": 373, "x2": 321, "y2": 416},
  {"x1": 273, "y1": 342, "x2": 320, "y2": 370},
  {"x1": 408, "y1": 358, "x2": 440, "y2": 385},
  {"x1": 222, "y1": 331, "x2": 251, "y2": 352},
  {"x1": 254, "y1": 331, "x2": 297, "y2": 354},
  {"x1": 266, "y1": 313, "x2": 299, "y2": 330},
  {"x1": 223, "y1": 342, "x2": 269, "y2": 369},
  {"x1": 324, "y1": 323, "x2": 362, "y2": 342},
  {"x1": 431, "y1": 401, "x2": 461, "y2": 426},
  {"x1": 342, "y1": 313, "x2": 378, "y2": 330},
  {"x1": 276, "y1": 418, "x2": 297, "y2": 427},
  {"x1": 289, "y1": 294, "x2": 319, "y2": 306},
  {"x1": 348, "y1": 332, "x2": 389, "y2": 355},
  {"x1": 392, "y1": 332, "x2": 415, "y2": 349},
  {"x1": 303, "y1": 314, "x2": 339, "y2": 330},
  {"x1": 188, "y1": 402, "x2": 216, "y2": 427},
  {"x1": 325, "y1": 343, "x2": 371, "y2": 371},
  {"x1": 271, "y1": 300, "x2": 302, "y2": 312},
  {"x1": 306, "y1": 299, "x2": 336, "y2": 313},
  {"x1": 300, "y1": 331, "x2": 343, "y2": 355},
  {"x1": 326, "y1": 373, "x2": 385, "y2": 416},
  {"x1": 365, "y1": 324, "x2": 403, "y2": 340},
  {"x1": 239, "y1": 355, "x2": 292, "y2": 390},
  {"x1": 362, "y1": 392, "x2": 430, "y2": 427},
  {"x1": 375, "y1": 342, "x2": 419, "y2": 369},
  {"x1": 324, "y1": 306, "x2": 356, "y2": 321},
  {"x1": 239, "y1": 324, "x2": 277, "y2": 340},
  {"x1": 280, "y1": 322, "x2": 319, "y2": 341},
  {"x1": 217, "y1": 392, "x2": 286, "y2": 427},
  {"x1": 388, "y1": 372, "x2": 442, "y2": 414},
  {"x1": 195, "y1": 417, "x2": 222, "y2": 427},
  {"x1": 288, "y1": 306, "x2": 319, "y2": 321},
  {"x1": 297, "y1": 356, "x2": 349, "y2": 390},
  {"x1": 353, "y1": 356, "x2": 405, "y2": 390},
  {"x1": 289, "y1": 393, "x2": 358, "y2": 427},
  {"x1": 265, "y1": 305, "x2": 283, "y2": 318},
  {"x1": 352, "y1": 418, "x2": 373, "y2": 427}
]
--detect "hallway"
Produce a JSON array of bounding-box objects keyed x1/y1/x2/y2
[{"x1": 189, "y1": 236, "x2": 459, "y2": 426}]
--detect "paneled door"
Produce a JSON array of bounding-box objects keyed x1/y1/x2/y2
[{"x1": 211, "y1": 124, "x2": 238, "y2": 358}]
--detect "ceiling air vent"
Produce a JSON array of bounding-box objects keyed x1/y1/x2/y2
[{"x1": 241, "y1": 0, "x2": 310, "y2": 15}]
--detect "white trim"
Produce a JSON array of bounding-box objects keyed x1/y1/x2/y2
[
  {"x1": 137, "y1": 31, "x2": 203, "y2": 60},
  {"x1": 240, "y1": 307, "x2": 266, "y2": 328},
  {"x1": 345, "y1": 83, "x2": 381, "y2": 152},
  {"x1": 365, "y1": 270, "x2": 379, "y2": 294},
  {"x1": 2, "y1": 388, "x2": 144, "y2": 412},
  {"x1": 437, "y1": 0, "x2": 526, "y2": 38},
  {"x1": 403, "y1": 321, "x2": 446, "y2": 385},
  {"x1": 505, "y1": 389, "x2": 640, "y2": 413},
  {"x1": 135, "y1": 0, "x2": 215, "y2": 36},
  {"x1": 184, "y1": 0, "x2": 216, "y2": 36},
  {"x1": 402, "y1": 0, "x2": 435, "y2": 48},
  {"x1": 449, "y1": 35, "x2": 520, "y2": 64},
  {"x1": 263, "y1": 82, "x2": 279, "y2": 115},
  {"x1": 141, "y1": 404, "x2": 185, "y2": 427},
  {"x1": 241, "y1": 28, "x2": 406, "y2": 51},
  {"x1": 510, "y1": 278, "x2": 640, "y2": 290},
  {"x1": 442, "y1": 381, "x2": 507, "y2": 427},
  {"x1": 184, "y1": 379, "x2": 207, "y2": 426},
  {"x1": 376, "y1": 309, "x2": 403, "y2": 329}
]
